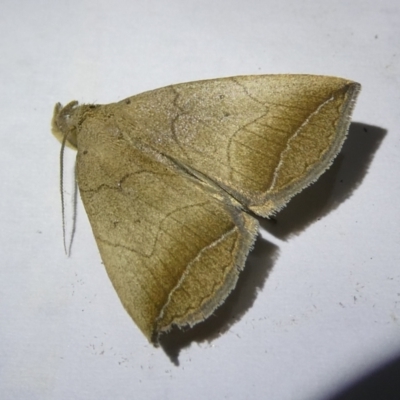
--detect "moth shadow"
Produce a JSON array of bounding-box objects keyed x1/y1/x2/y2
[
  {"x1": 159, "y1": 235, "x2": 278, "y2": 364},
  {"x1": 159, "y1": 122, "x2": 386, "y2": 364},
  {"x1": 261, "y1": 122, "x2": 387, "y2": 238}
]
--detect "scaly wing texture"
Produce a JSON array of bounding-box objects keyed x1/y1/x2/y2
[
  {"x1": 51, "y1": 74, "x2": 361, "y2": 344},
  {"x1": 74, "y1": 113, "x2": 258, "y2": 343},
  {"x1": 113, "y1": 75, "x2": 360, "y2": 216}
]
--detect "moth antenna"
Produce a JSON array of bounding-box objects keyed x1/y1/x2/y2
[
  {"x1": 60, "y1": 130, "x2": 69, "y2": 255},
  {"x1": 59, "y1": 126, "x2": 78, "y2": 257},
  {"x1": 66, "y1": 165, "x2": 78, "y2": 256}
]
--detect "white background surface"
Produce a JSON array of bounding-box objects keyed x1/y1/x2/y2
[{"x1": 1, "y1": 1, "x2": 399, "y2": 399}]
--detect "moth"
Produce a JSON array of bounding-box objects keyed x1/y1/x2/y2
[{"x1": 52, "y1": 75, "x2": 361, "y2": 344}]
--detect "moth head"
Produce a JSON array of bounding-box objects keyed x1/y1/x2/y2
[{"x1": 51, "y1": 101, "x2": 83, "y2": 150}]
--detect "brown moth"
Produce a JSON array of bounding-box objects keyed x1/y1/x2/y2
[{"x1": 51, "y1": 75, "x2": 360, "y2": 344}]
